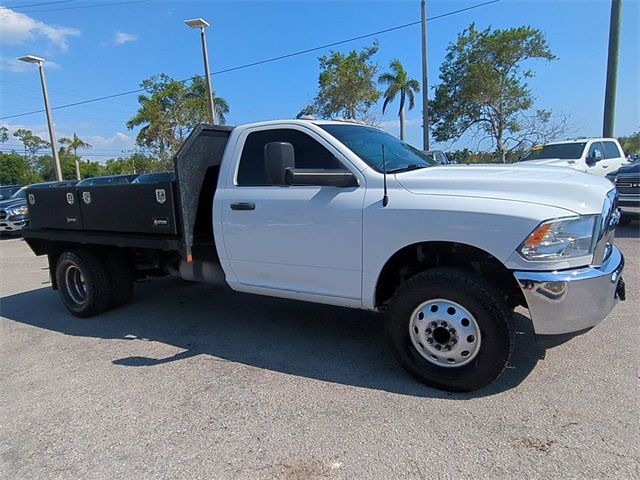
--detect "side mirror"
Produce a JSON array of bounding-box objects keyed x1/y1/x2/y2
[
  {"x1": 285, "y1": 168, "x2": 358, "y2": 188},
  {"x1": 585, "y1": 155, "x2": 596, "y2": 167},
  {"x1": 264, "y1": 142, "x2": 295, "y2": 185}
]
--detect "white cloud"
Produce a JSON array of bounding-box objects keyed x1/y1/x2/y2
[
  {"x1": 113, "y1": 32, "x2": 137, "y2": 46},
  {"x1": 0, "y1": 6, "x2": 80, "y2": 52}
]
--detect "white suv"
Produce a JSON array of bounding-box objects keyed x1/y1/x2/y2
[{"x1": 519, "y1": 138, "x2": 626, "y2": 177}]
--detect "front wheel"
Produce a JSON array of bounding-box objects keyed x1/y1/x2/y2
[{"x1": 386, "y1": 268, "x2": 513, "y2": 392}]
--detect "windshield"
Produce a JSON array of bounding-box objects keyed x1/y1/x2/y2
[
  {"x1": 10, "y1": 187, "x2": 27, "y2": 200},
  {"x1": 320, "y1": 124, "x2": 435, "y2": 172},
  {"x1": 521, "y1": 142, "x2": 587, "y2": 161}
]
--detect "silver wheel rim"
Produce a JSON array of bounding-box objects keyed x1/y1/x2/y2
[
  {"x1": 409, "y1": 298, "x2": 481, "y2": 367},
  {"x1": 65, "y1": 265, "x2": 87, "y2": 306}
]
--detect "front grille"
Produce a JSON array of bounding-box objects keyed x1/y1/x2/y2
[
  {"x1": 616, "y1": 175, "x2": 640, "y2": 196},
  {"x1": 0, "y1": 210, "x2": 6, "y2": 221}
]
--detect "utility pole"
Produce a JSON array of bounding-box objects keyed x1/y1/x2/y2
[
  {"x1": 185, "y1": 18, "x2": 216, "y2": 124},
  {"x1": 603, "y1": 0, "x2": 622, "y2": 137},
  {"x1": 18, "y1": 55, "x2": 63, "y2": 181},
  {"x1": 421, "y1": 0, "x2": 430, "y2": 151}
]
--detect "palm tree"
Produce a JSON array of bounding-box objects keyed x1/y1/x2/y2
[
  {"x1": 59, "y1": 133, "x2": 92, "y2": 180},
  {"x1": 379, "y1": 59, "x2": 420, "y2": 141}
]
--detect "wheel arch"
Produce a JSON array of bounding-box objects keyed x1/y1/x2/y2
[{"x1": 373, "y1": 241, "x2": 525, "y2": 309}]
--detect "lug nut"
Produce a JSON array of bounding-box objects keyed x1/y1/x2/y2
[
  {"x1": 435, "y1": 344, "x2": 442, "y2": 351},
  {"x1": 425, "y1": 328, "x2": 432, "y2": 334},
  {"x1": 449, "y1": 328, "x2": 456, "y2": 335},
  {"x1": 431, "y1": 321, "x2": 438, "y2": 328},
  {"x1": 451, "y1": 339, "x2": 457, "y2": 345},
  {"x1": 440, "y1": 321, "x2": 448, "y2": 327},
  {"x1": 444, "y1": 345, "x2": 451, "y2": 351},
  {"x1": 426, "y1": 338, "x2": 434, "y2": 344}
]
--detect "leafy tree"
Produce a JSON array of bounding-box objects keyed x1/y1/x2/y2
[
  {"x1": 104, "y1": 153, "x2": 164, "y2": 175},
  {"x1": 127, "y1": 74, "x2": 229, "y2": 163},
  {"x1": 618, "y1": 130, "x2": 640, "y2": 155},
  {"x1": 12, "y1": 129, "x2": 50, "y2": 163},
  {"x1": 59, "y1": 133, "x2": 92, "y2": 180},
  {"x1": 0, "y1": 152, "x2": 40, "y2": 184},
  {"x1": 299, "y1": 42, "x2": 381, "y2": 121},
  {"x1": 379, "y1": 59, "x2": 420, "y2": 140},
  {"x1": 430, "y1": 24, "x2": 557, "y2": 162},
  {"x1": 0, "y1": 126, "x2": 8, "y2": 143}
]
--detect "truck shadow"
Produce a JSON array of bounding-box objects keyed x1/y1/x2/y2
[
  {"x1": 616, "y1": 223, "x2": 639, "y2": 239},
  {"x1": 0, "y1": 279, "x2": 544, "y2": 399}
]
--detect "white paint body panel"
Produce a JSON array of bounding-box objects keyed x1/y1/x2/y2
[{"x1": 212, "y1": 120, "x2": 613, "y2": 311}]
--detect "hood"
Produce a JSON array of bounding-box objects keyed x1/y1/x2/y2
[
  {"x1": 613, "y1": 162, "x2": 639, "y2": 175},
  {"x1": 518, "y1": 158, "x2": 584, "y2": 169},
  {"x1": 0, "y1": 197, "x2": 27, "y2": 210},
  {"x1": 394, "y1": 164, "x2": 613, "y2": 215}
]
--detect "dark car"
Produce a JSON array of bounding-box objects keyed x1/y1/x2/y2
[
  {"x1": 131, "y1": 172, "x2": 176, "y2": 183},
  {"x1": 76, "y1": 174, "x2": 139, "y2": 187},
  {"x1": 0, "y1": 180, "x2": 78, "y2": 236},
  {"x1": 607, "y1": 162, "x2": 639, "y2": 226},
  {"x1": 0, "y1": 185, "x2": 21, "y2": 200}
]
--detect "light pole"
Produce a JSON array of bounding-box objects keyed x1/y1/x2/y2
[
  {"x1": 18, "y1": 55, "x2": 63, "y2": 181},
  {"x1": 184, "y1": 17, "x2": 216, "y2": 124},
  {"x1": 420, "y1": 0, "x2": 430, "y2": 151}
]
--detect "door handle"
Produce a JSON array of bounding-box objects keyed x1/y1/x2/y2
[{"x1": 230, "y1": 202, "x2": 255, "y2": 211}]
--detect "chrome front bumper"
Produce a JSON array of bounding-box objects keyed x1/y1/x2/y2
[{"x1": 513, "y1": 246, "x2": 625, "y2": 335}]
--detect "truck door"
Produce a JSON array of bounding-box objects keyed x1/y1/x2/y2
[{"x1": 220, "y1": 126, "x2": 365, "y2": 301}]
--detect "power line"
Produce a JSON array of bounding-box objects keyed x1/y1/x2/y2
[
  {"x1": 4, "y1": 1, "x2": 77, "y2": 10},
  {"x1": 9, "y1": 0, "x2": 150, "y2": 14},
  {"x1": 0, "y1": 0, "x2": 500, "y2": 121}
]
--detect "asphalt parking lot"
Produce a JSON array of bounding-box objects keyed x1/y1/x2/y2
[{"x1": 1, "y1": 227, "x2": 639, "y2": 480}]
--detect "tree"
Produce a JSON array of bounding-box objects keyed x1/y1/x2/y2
[
  {"x1": 59, "y1": 132, "x2": 92, "y2": 180},
  {"x1": 104, "y1": 153, "x2": 163, "y2": 175},
  {"x1": 618, "y1": 130, "x2": 640, "y2": 155},
  {"x1": 0, "y1": 126, "x2": 8, "y2": 143},
  {"x1": 430, "y1": 24, "x2": 557, "y2": 162},
  {"x1": 127, "y1": 74, "x2": 229, "y2": 164},
  {"x1": 12, "y1": 129, "x2": 50, "y2": 163},
  {"x1": 299, "y1": 42, "x2": 381, "y2": 121},
  {"x1": 379, "y1": 59, "x2": 420, "y2": 140},
  {"x1": 0, "y1": 152, "x2": 40, "y2": 184}
]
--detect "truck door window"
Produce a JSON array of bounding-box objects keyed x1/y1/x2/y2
[
  {"x1": 237, "y1": 128, "x2": 344, "y2": 186},
  {"x1": 602, "y1": 141, "x2": 621, "y2": 159},
  {"x1": 587, "y1": 142, "x2": 604, "y2": 162}
]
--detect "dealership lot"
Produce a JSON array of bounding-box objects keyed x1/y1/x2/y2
[{"x1": 1, "y1": 230, "x2": 638, "y2": 480}]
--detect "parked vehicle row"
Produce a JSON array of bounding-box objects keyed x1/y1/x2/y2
[{"x1": 607, "y1": 161, "x2": 640, "y2": 225}]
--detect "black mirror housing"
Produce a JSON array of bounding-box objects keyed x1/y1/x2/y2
[
  {"x1": 264, "y1": 142, "x2": 295, "y2": 185},
  {"x1": 585, "y1": 156, "x2": 596, "y2": 167},
  {"x1": 285, "y1": 168, "x2": 358, "y2": 188}
]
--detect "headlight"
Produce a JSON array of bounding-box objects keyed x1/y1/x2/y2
[
  {"x1": 8, "y1": 205, "x2": 28, "y2": 216},
  {"x1": 519, "y1": 216, "x2": 598, "y2": 260}
]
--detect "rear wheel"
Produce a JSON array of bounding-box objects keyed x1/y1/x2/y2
[
  {"x1": 386, "y1": 268, "x2": 513, "y2": 392},
  {"x1": 55, "y1": 250, "x2": 112, "y2": 318}
]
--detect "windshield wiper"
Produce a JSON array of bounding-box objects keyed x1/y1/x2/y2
[{"x1": 387, "y1": 164, "x2": 428, "y2": 174}]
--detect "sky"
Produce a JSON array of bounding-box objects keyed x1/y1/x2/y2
[{"x1": 0, "y1": 0, "x2": 638, "y2": 162}]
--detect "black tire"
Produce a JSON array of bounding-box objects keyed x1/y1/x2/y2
[
  {"x1": 103, "y1": 250, "x2": 134, "y2": 308},
  {"x1": 55, "y1": 250, "x2": 112, "y2": 318},
  {"x1": 386, "y1": 268, "x2": 513, "y2": 392}
]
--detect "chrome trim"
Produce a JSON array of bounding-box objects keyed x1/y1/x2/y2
[
  {"x1": 592, "y1": 189, "x2": 618, "y2": 266},
  {"x1": 514, "y1": 246, "x2": 624, "y2": 336}
]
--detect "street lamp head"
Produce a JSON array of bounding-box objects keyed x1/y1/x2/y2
[
  {"x1": 184, "y1": 17, "x2": 210, "y2": 29},
  {"x1": 18, "y1": 55, "x2": 45, "y2": 64}
]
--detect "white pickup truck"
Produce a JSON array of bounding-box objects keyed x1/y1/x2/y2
[
  {"x1": 519, "y1": 138, "x2": 627, "y2": 176},
  {"x1": 22, "y1": 120, "x2": 626, "y2": 392}
]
